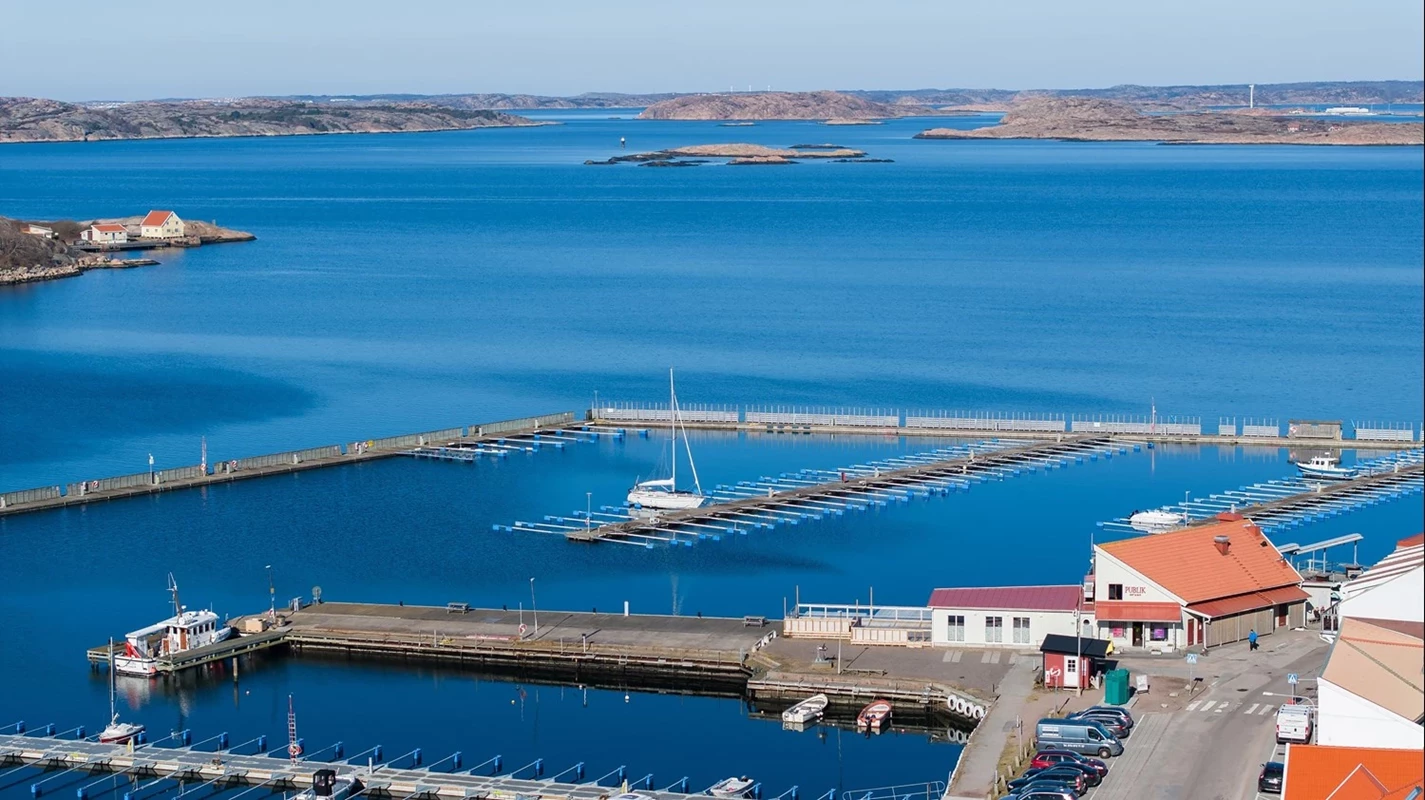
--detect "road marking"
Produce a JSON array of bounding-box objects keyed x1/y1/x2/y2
[
  {"x1": 1198, "y1": 701, "x2": 1215, "y2": 712},
  {"x1": 1186, "y1": 701, "x2": 1202, "y2": 711},
  {"x1": 1246, "y1": 703, "x2": 1260, "y2": 715},
  {"x1": 1260, "y1": 705, "x2": 1273, "y2": 715},
  {"x1": 1215, "y1": 704, "x2": 1228, "y2": 713}
]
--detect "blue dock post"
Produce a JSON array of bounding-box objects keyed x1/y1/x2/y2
[
  {"x1": 44, "y1": 724, "x2": 55, "y2": 736},
  {"x1": 218, "y1": 733, "x2": 228, "y2": 749},
  {"x1": 257, "y1": 735, "x2": 267, "y2": 752}
]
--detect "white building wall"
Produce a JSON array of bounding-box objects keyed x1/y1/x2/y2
[
  {"x1": 1339, "y1": 567, "x2": 1424, "y2": 623},
  {"x1": 1317, "y1": 677, "x2": 1425, "y2": 750},
  {"x1": 931, "y1": 607, "x2": 1080, "y2": 648},
  {"x1": 141, "y1": 214, "x2": 184, "y2": 239},
  {"x1": 1092, "y1": 550, "x2": 1181, "y2": 604}
]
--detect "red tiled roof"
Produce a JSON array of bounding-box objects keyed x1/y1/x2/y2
[
  {"x1": 927, "y1": 585, "x2": 1083, "y2": 612},
  {"x1": 1092, "y1": 600, "x2": 1182, "y2": 622},
  {"x1": 1282, "y1": 743, "x2": 1423, "y2": 799},
  {"x1": 1351, "y1": 618, "x2": 1425, "y2": 641},
  {"x1": 141, "y1": 210, "x2": 174, "y2": 226},
  {"x1": 1397, "y1": 533, "x2": 1424, "y2": 548},
  {"x1": 1187, "y1": 586, "x2": 1309, "y2": 619},
  {"x1": 92, "y1": 223, "x2": 125, "y2": 232},
  {"x1": 1098, "y1": 519, "x2": 1303, "y2": 604}
]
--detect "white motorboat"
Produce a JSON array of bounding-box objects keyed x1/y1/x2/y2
[
  {"x1": 707, "y1": 777, "x2": 756, "y2": 798},
  {"x1": 1128, "y1": 508, "x2": 1187, "y2": 533},
  {"x1": 781, "y1": 693, "x2": 829, "y2": 724},
  {"x1": 98, "y1": 637, "x2": 145, "y2": 745},
  {"x1": 627, "y1": 368, "x2": 707, "y2": 511},
  {"x1": 114, "y1": 573, "x2": 234, "y2": 676},
  {"x1": 1295, "y1": 455, "x2": 1356, "y2": 481}
]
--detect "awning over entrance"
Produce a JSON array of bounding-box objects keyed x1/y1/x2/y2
[
  {"x1": 1186, "y1": 586, "x2": 1309, "y2": 619},
  {"x1": 1092, "y1": 600, "x2": 1182, "y2": 623}
]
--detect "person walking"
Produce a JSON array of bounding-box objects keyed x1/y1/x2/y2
[{"x1": 1248, "y1": 629, "x2": 1259, "y2": 651}]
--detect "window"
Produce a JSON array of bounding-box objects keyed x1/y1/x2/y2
[
  {"x1": 985, "y1": 616, "x2": 1003, "y2": 643},
  {"x1": 946, "y1": 615, "x2": 965, "y2": 642},
  {"x1": 1151, "y1": 626, "x2": 1169, "y2": 641},
  {"x1": 1108, "y1": 583, "x2": 1124, "y2": 600},
  {"x1": 1086, "y1": 727, "x2": 1101, "y2": 741},
  {"x1": 1065, "y1": 657, "x2": 1077, "y2": 674},
  {"x1": 1013, "y1": 617, "x2": 1031, "y2": 644}
]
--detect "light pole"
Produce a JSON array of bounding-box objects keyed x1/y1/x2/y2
[
  {"x1": 586, "y1": 492, "x2": 592, "y2": 535},
  {"x1": 266, "y1": 564, "x2": 275, "y2": 619},
  {"x1": 530, "y1": 577, "x2": 539, "y2": 636}
]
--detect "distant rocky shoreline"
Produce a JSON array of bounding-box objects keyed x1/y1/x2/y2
[
  {"x1": 0, "y1": 97, "x2": 542, "y2": 144},
  {"x1": 0, "y1": 215, "x2": 254, "y2": 287},
  {"x1": 915, "y1": 97, "x2": 1425, "y2": 146}
]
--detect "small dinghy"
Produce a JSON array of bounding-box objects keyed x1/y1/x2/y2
[{"x1": 781, "y1": 693, "x2": 829, "y2": 724}]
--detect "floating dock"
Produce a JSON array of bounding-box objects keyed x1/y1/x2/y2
[
  {"x1": 1100, "y1": 448, "x2": 1424, "y2": 535},
  {"x1": 0, "y1": 729, "x2": 798, "y2": 800},
  {"x1": 516, "y1": 436, "x2": 1122, "y2": 546}
]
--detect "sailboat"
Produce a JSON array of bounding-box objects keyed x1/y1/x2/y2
[
  {"x1": 98, "y1": 637, "x2": 145, "y2": 744},
  {"x1": 627, "y1": 369, "x2": 706, "y2": 511}
]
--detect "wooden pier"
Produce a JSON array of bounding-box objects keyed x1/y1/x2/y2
[
  {"x1": 0, "y1": 731, "x2": 720, "y2": 800},
  {"x1": 555, "y1": 436, "x2": 1119, "y2": 545}
]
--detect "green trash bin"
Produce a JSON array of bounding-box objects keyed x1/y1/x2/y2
[{"x1": 1105, "y1": 668, "x2": 1131, "y2": 705}]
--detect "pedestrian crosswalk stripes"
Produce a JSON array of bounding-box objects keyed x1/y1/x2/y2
[{"x1": 1182, "y1": 698, "x2": 1277, "y2": 715}]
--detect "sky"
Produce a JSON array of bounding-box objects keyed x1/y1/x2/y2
[{"x1": 4, "y1": 0, "x2": 1422, "y2": 101}]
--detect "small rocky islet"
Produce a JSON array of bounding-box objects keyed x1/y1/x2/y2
[{"x1": 584, "y1": 143, "x2": 892, "y2": 167}]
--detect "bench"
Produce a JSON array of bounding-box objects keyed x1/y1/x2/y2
[
  {"x1": 743, "y1": 615, "x2": 767, "y2": 627},
  {"x1": 446, "y1": 602, "x2": 470, "y2": 614}
]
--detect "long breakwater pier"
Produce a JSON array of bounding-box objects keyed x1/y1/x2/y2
[
  {"x1": 510, "y1": 436, "x2": 1125, "y2": 546},
  {"x1": 0, "y1": 728, "x2": 824, "y2": 800}
]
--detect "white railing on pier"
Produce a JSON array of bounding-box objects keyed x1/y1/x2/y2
[
  {"x1": 904, "y1": 410, "x2": 1066, "y2": 433},
  {"x1": 745, "y1": 406, "x2": 898, "y2": 427},
  {"x1": 1353, "y1": 421, "x2": 1417, "y2": 442}
]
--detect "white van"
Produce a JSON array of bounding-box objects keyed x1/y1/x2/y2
[{"x1": 1275, "y1": 703, "x2": 1313, "y2": 744}]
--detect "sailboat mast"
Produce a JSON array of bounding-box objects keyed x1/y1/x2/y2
[
  {"x1": 108, "y1": 636, "x2": 117, "y2": 720},
  {"x1": 669, "y1": 368, "x2": 676, "y2": 489}
]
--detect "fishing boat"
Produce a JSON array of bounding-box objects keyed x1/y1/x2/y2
[
  {"x1": 1128, "y1": 508, "x2": 1187, "y2": 533},
  {"x1": 707, "y1": 777, "x2": 756, "y2": 798},
  {"x1": 781, "y1": 693, "x2": 829, "y2": 724},
  {"x1": 98, "y1": 637, "x2": 145, "y2": 744},
  {"x1": 627, "y1": 369, "x2": 707, "y2": 511},
  {"x1": 856, "y1": 699, "x2": 893, "y2": 732},
  {"x1": 1295, "y1": 455, "x2": 1356, "y2": 481},
  {"x1": 295, "y1": 769, "x2": 365, "y2": 800},
  {"x1": 113, "y1": 573, "x2": 234, "y2": 676}
]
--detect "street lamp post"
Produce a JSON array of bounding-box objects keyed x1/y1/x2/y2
[
  {"x1": 266, "y1": 564, "x2": 275, "y2": 619},
  {"x1": 586, "y1": 492, "x2": 592, "y2": 535},
  {"x1": 530, "y1": 577, "x2": 539, "y2": 636}
]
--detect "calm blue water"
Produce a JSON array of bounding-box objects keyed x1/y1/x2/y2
[{"x1": 1, "y1": 112, "x2": 1422, "y2": 795}]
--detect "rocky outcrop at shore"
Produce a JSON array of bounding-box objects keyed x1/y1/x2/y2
[
  {"x1": 1, "y1": 215, "x2": 256, "y2": 286},
  {"x1": 915, "y1": 97, "x2": 1425, "y2": 145},
  {"x1": 0, "y1": 97, "x2": 542, "y2": 144},
  {"x1": 637, "y1": 91, "x2": 937, "y2": 121}
]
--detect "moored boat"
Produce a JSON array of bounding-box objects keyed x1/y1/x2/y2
[
  {"x1": 295, "y1": 769, "x2": 365, "y2": 800},
  {"x1": 856, "y1": 699, "x2": 893, "y2": 732},
  {"x1": 627, "y1": 368, "x2": 707, "y2": 511},
  {"x1": 114, "y1": 573, "x2": 234, "y2": 676},
  {"x1": 707, "y1": 777, "x2": 756, "y2": 798},
  {"x1": 781, "y1": 693, "x2": 829, "y2": 724},
  {"x1": 98, "y1": 637, "x2": 144, "y2": 745},
  {"x1": 1295, "y1": 455, "x2": 1356, "y2": 481},
  {"x1": 1128, "y1": 508, "x2": 1187, "y2": 533}
]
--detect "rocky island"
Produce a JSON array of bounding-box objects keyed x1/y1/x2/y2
[
  {"x1": 637, "y1": 91, "x2": 940, "y2": 121},
  {"x1": 585, "y1": 143, "x2": 887, "y2": 167},
  {"x1": 915, "y1": 97, "x2": 1425, "y2": 145},
  {"x1": 0, "y1": 97, "x2": 541, "y2": 144},
  {"x1": 1, "y1": 214, "x2": 254, "y2": 286}
]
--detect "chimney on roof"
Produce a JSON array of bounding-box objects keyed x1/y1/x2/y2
[{"x1": 1214, "y1": 535, "x2": 1232, "y2": 556}]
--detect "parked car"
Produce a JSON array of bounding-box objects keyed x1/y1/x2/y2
[
  {"x1": 1275, "y1": 704, "x2": 1313, "y2": 744},
  {"x1": 1030, "y1": 750, "x2": 1109, "y2": 777},
  {"x1": 1009, "y1": 791, "x2": 1077, "y2": 800},
  {"x1": 1067, "y1": 709, "x2": 1132, "y2": 738},
  {"x1": 1035, "y1": 718, "x2": 1124, "y2": 758},
  {"x1": 1080, "y1": 705, "x2": 1135, "y2": 728},
  {"x1": 1004, "y1": 781, "x2": 1082, "y2": 799},
  {"x1": 1023, "y1": 762, "x2": 1101, "y2": 787},
  {"x1": 1008, "y1": 767, "x2": 1087, "y2": 795},
  {"x1": 1258, "y1": 761, "x2": 1285, "y2": 794}
]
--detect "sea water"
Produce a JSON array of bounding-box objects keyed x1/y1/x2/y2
[{"x1": 0, "y1": 113, "x2": 1421, "y2": 794}]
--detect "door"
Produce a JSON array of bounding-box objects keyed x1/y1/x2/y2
[
  {"x1": 1276, "y1": 604, "x2": 1289, "y2": 629},
  {"x1": 1064, "y1": 656, "x2": 1079, "y2": 689},
  {"x1": 1132, "y1": 622, "x2": 1144, "y2": 647},
  {"x1": 1187, "y1": 618, "x2": 1199, "y2": 646}
]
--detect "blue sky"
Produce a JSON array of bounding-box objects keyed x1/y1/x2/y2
[{"x1": 5, "y1": 0, "x2": 1422, "y2": 101}]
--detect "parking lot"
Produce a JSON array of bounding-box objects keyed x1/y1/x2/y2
[{"x1": 1011, "y1": 631, "x2": 1327, "y2": 800}]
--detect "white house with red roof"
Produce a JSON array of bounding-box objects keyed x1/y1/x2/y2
[
  {"x1": 927, "y1": 585, "x2": 1089, "y2": 649},
  {"x1": 80, "y1": 223, "x2": 128, "y2": 244},
  {"x1": 139, "y1": 210, "x2": 184, "y2": 239}
]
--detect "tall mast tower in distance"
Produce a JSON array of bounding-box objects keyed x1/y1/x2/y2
[{"x1": 1249, "y1": 84, "x2": 1255, "y2": 108}]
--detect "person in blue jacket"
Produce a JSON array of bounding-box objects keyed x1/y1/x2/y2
[{"x1": 1248, "y1": 629, "x2": 1259, "y2": 651}]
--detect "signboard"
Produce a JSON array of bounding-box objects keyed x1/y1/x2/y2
[
  {"x1": 1287, "y1": 673, "x2": 1298, "y2": 685},
  {"x1": 1185, "y1": 653, "x2": 1198, "y2": 665}
]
